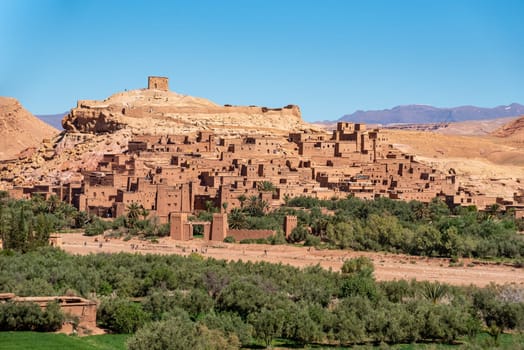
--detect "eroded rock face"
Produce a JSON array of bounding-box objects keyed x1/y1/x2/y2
[
  {"x1": 0, "y1": 129, "x2": 132, "y2": 186},
  {"x1": 62, "y1": 89, "x2": 318, "y2": 135}
]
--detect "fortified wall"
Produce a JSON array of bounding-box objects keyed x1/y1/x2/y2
[{"x1": 169, "y1": 213, "x2": 297, "y2": 242}]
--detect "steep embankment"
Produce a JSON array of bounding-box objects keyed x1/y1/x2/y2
[
  {"x1": 62, "y1": 89, "x2": 321, "y2": 136},
  {"x1": 0, "y1": 97, "x2": 58, "y2": 160}
]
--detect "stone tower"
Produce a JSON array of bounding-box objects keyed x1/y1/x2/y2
[
  {"x1": 170, "y1": 212, "x2": 189, "y2": 240},
  {"x1": 284, "y1": 215, "x2": 298, "y2": 238},
  {"x1": 148, "y1": 76, "x2": 169, "y2": 91},
  {"x1": 210, "y1": 213, "x2": 228, "y2": 241}
]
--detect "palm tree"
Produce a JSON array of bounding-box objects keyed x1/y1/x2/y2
[
  {"x1": 126, "y1": 202, "x2": 142, "y2": 228},
  {"x1": 257, "y1": 181, "x2": 275, "y2": 193},
  {"x1": 228, "y1": 208, "x2": 247, "y2": 229},
  {"x1": 237, "y1": 194, "x2": 247, "y2": 209},
  {"x1": 421, "y1": 281, "x2": 447, "y2": 304},
  {"x1": 139, "y1": 206, "x2": 149, "y2": 220}
]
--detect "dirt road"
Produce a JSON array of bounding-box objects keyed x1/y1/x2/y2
[{"x1": 60, "y1": 233, "x2": 523, "y2": 287}]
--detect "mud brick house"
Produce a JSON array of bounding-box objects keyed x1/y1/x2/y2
[{"x1": 4, "y1": 118, "x2": 508, "y2": 224}]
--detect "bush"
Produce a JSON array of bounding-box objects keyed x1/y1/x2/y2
[
  {"x1": 127, "y1": 315, "x2": 239, "y2": 350},
  {"x1": 84, "y1": 217, "x2": 108, "y2": 236},
  {"x1": 304, "y1": 234, "x2": 321, "y2": 247},
  {"x1": 0, "y1": 301, "x2": 64, "y2": 332},
  {"x1": 340, "y1": 275, "x2": 379, "y2": 300},
  {"x1": 288, "y1": 226, "x2": 308, "y2": 243},
  {"x1": 341, "y1": 256, "x2": 374, "y2": 277},
  {"x1": 97, "y1": 298, "x2": 150, "y2": 333},
  {"x1": 223, "y1": 236, "x2": 236, "y2": 243}
]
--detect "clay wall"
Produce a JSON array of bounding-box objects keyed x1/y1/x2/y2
[
  {"x1": 82, "y1": 185, "x2": 117, "y2": 207},
  {"x1": 156, "y1": 184, "x2": 192, "y2": 221},
  {"x1": 170, "y1": 212, "x2": 191, "y2": 240},
  {"x1": 299, "y1": 141, "x2": 336, "y2": 157},
  {"x1": 227, "y1": 229, "x2": 275, "y2": 241}
]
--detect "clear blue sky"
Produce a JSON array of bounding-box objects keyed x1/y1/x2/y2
[{"x1": 1, "y1": 0, "x2": 523, "y2": 121}]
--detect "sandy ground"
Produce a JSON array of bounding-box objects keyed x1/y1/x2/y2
[{"x1": 60, "y1": 233, "x2": 523, "y2": 287}]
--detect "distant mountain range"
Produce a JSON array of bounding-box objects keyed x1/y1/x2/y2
[
  {"x1": 338, "y1": 103, "x2": 524, "y2": 125},
  {"x1": 36, "y1": 112, "x2": 67, "y2": 130},
  {"x1": 39, "y1": 103, "x2": 524, "y2": 129}
]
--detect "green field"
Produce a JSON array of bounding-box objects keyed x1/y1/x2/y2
[
  {"x1": 0, "y1": 332, "x2": 129, "y2": 350},
  {"x1": 1, "y1": 332, "x2": 523, "y2": 350},
  {"x1": 278, "y1": 333, "x2": 524, "y2": 349}
]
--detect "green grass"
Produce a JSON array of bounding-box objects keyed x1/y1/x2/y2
[
  {"x1": 273, "y1": 333, "x2": 524, "y2": 349},
  {"x1": 0, "y1": 332, "x2": 129, "y2": 350},
  {"x1": 1, "y1": 332, "x2": 522, "y2": 350}
]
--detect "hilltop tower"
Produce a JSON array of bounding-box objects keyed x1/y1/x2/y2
[{"x1": 148, "y1": 76, "x2": 169, "y2": 91}]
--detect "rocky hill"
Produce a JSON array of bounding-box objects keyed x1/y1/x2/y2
[
  {"x1": 491, "y1": 115, "x2": 524, "y2": 141},
  {"x1": 0, "y1": 97, "x2": 58, "y2": 160},
  {"x1": 339, "y1": 103, "x2": 524, "y2": 124},
  {"x1": 62, "y1": 88, "x2": 321, "y2": 136},
  {"x1": 1, "y1": 79, "x2": 323, "y2": 187}
]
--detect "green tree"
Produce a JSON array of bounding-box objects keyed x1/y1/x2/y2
[
  {"x1": 228, "y1": 208, "x2": 247, "y2": 229},
  {"x1": 248, "y1": 308, "x2": 286, "y2": 347},
  {"x1": 126, "y1": 203, "x2": 144, "y2": 229},
  {"x1": 341, "y1": 256, "x2": 374, "y2": 278},
  {"x1": 257, "y1": 181, "x2": 276, "y2": 193},
  {"x1": 288, "y1": 225, "x2": 308, "y2": 243},
  {"x1": 237, "y1": 194, "x2": 247, "y2": 209},
  {"x1": 97, "y1": 297, "x2": 150, "y2": 333},
  {"x1": 127, "y1": 315, "x2": 238, "y2": 350}
]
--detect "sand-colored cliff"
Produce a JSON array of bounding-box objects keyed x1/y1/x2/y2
[
  {"x1": 0, "y1": 97, "x2": 58, "y2": 160},
  {"x1": 62, "y1": 88, "x2": 320, "y2": 136}
]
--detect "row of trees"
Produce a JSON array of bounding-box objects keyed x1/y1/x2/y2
[
  {"x1": 3, "y1": 190, "x2": 522, "y2": 260},
  {"x1": 0, "y1": 192, "x2": 83, "y2": 252},
  {"x1": 225, "y1": 194, "x2": 524, "y2": 260},
  {"x1": 1, "y1": 248, "x2": 523, "y2": 348},
  {"x1": 0, "y1": 192, "x2": 170, "y2": 251}
]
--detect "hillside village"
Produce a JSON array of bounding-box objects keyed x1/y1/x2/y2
[{"x1": 1, "y1": 77, "x2": 523, "y2": 242}]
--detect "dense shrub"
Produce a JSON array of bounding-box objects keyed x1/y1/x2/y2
[
  {"x1": 0, "y1": 301, "x2": 64, "y2": 332},
  {"x1": 97, "y1": 298, "x2": 150, "y2": 333},
  {"x1": 0, "y1": 247, "x2": 523, "y2": 347}
]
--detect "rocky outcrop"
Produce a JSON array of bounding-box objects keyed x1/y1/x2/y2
[
  {"x1": 0, "y1": 97, "x2": 58, "y2": 160},
  {"x1": 62, "y1": 89, "x2": 319, "y2": 135},
  {"x1": 491, "y1": 115, "x2": 524, "y2": 140},
  {"x1": 0, "y1": 130, "x2": 132, "y2": 187}
]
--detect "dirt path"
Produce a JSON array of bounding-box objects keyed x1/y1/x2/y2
[{"x1": 60, "y1": 233, "x2": 524, "y2": 287}]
